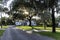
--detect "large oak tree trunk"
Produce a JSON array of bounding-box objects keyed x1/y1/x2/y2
[
  {"x1": 29, "y1": 16, "x2": 31, "y2": 26},
  {"x1": 52, "y1": 7, "x2": 56, "y2": 33},
  {"x1": 28, "y1": 16, "x2": 34, "y2": 29}
]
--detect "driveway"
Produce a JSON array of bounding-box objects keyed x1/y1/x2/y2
[{"x1": 1, "y1": 26, "x2": 55, "y2": 40}]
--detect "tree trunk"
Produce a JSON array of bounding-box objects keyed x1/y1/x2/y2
[
  {"x1": 43, "y1": 23, "x2": 46, "y2": 30},
  {"x1": 28, "y1": 16, "x2": 33, "y2": 29},
  {"x1": 44, "y1": 21, "x2": 47, "y2": 30},
  {"x1": 29, "y1": 16, "x2": 31, "y2": 26},
  {"x1": 1, "y1": 22, "x2": 2, "y2": 28},
  {"x1": 52, "y1": 7, "x2": 56, "y2": 33},
  {"x1": 1, "y1": 14, "x2": 2, "y2": 28}
]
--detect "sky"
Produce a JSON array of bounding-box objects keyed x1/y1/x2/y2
[
  {"x1": 0, "y1": 0, "x2": 13, "y2": 18},
  {"x1": 55, "y1": 0, "x2": 60, "y2": 18},
  {"x1": 0, "y1": 12, "x2": 9, "y2": 18},
  {"x1": 3, "y1": 0, "x2": 14, "y2": 10}
]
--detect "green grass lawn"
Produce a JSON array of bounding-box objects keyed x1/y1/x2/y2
[
  {"x1": 34, "y1": 26, "x2": 60, "y2": 32},
  {"x1": 16, "y1": 26, "x2": 60, "y2": 32},
  {"x1": 33, "y1": 26, "x2": 60, "y2": 40},
  {"x1": 0, "y1": 26, "x2": 8, "y2": 29},
  {"x1": 16, "y1": 26, "x2": 60, "y2": 40},
  {"x1": 0, "y1": 30, "x2": 5, "y2": 36},
  {"x1": 0, "y1": 26, "x2": 8, "y2": 36},
  {"x1": 37, "y1": 32, "x2": 60, "y2": 40},
  {"x1": 16, "y1": 26, "x2": 32, "y2": 30}
]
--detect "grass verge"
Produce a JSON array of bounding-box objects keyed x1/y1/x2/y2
[
  {"x1": 16, "y1": 26, "x2": 32, "y2": 30},
  {"x1": 37, "y1": 32, "x2": 60, "y2": 40},
  {"x1": 0, "y1": 30, "x2": 5, "y2": 36},
  {"x1": 0, "y1": 26, "x2": 8, "y2": 29}
]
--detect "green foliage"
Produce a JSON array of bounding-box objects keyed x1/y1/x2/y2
[
  {"x1": 0, "y1": 17, "x2": 15, "y2": 25},
  {"x1": 49, "y1": 0, "x2": 58, "y2": 8},
  {"x1": 6, "y1": 19, "x2": 15, "y2": 25},
  {"x1": 12, "y1": 0, "x2": 24, "y2": 10},
  {"x1": 12, "y1": 13, "x2": 26, "y2": 20},
  {"x1": 0, "y1": 0, "x2": 2, "y2": 1},
  {"x1": 0, "y1": 0, "x2": 2, "y2": 3}
]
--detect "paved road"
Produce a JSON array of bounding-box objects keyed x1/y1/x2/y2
[{"x1": 1, "y1": 27, "x2": 55, "y2": 40}]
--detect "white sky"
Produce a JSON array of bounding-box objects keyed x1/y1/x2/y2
[
  {"x1": 4, "y1": 0, "x2": 14, "y2": 10},
  {"x1": 0, "y1": 12, "x2": 9, "y2": 18},
  {"x1": 0, "y1": 0, "x2": 13, "y2": 18}
]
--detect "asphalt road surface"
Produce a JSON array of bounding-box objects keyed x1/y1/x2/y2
[{"x1": 1, "y1": 27, "x2": 55, "y2": 40}]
